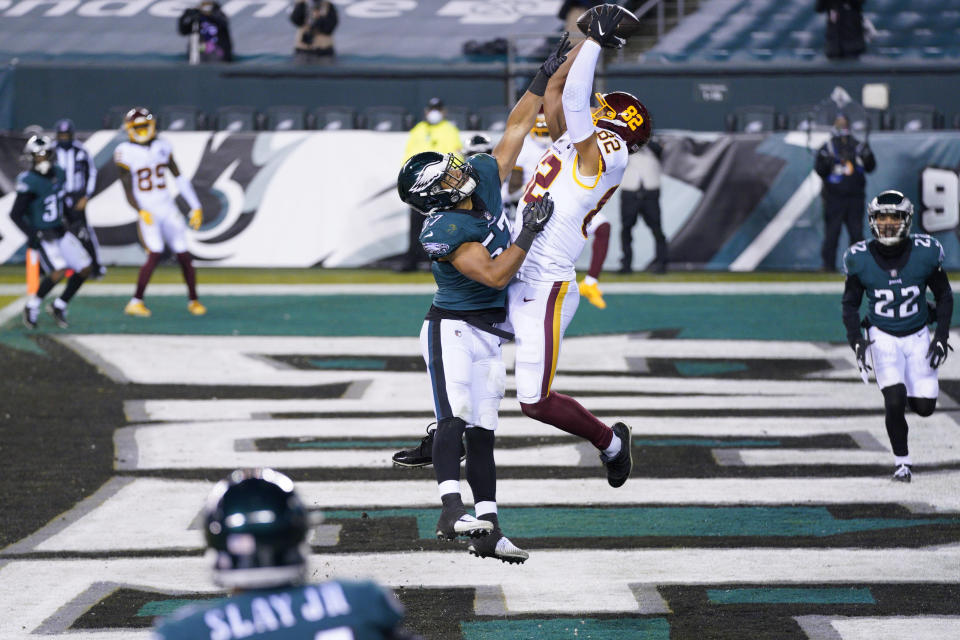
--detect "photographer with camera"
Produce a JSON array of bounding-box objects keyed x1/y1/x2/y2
[
  {"x1": 177, "y1": 0, "x2": 233, "y2": 63},
  {"x1": 815, "y1": 113, "x2": 876, "y2": 271},
  {"x1": 291, "y1": 0, "x2": 338, "y2": 63}
]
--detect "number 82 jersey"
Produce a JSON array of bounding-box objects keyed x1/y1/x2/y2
[
  {"x1": 843, "y1": 234, "x2": 944, "y2": 335},
  {"x1": 514, "y1": 130, "x2": 628, "y2": 283}
]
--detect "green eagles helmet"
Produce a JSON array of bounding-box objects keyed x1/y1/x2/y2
[
  {"x1": 868, "y1": 189, "x2": 913, "y2": 246},
  {"x1": 204, "y1": 468, "x2": 310, "y2": 589},
  {"x1": 397, "y1": 151, "x2": 479, "y2": 214}
]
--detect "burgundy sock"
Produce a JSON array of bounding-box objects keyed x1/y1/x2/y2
[
  {"x1": 588, "y1": 222, "x2": 610, "y2": 279},
  {"x1": 521, "y1": 392, "x2": 613, "y2": 450},
  {"x1": 135, "y1": 252, "x2": 162, "y2": 299},
  {"x1": 176, "y1": 252, "x2": 198, "y2": 300}
]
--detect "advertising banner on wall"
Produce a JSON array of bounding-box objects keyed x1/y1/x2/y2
[{"x1": 2, "y1": 129, "x2": 960, "y2": 271}]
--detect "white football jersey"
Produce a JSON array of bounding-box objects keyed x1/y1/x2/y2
[
  {"x1": 502, "y1": 133, "x2": 552, "y2": 201},
  {"x1": 514, "y1": 130, "x2": 628, "y2": 282},
  {"x1": 113, "y1": 139, "x2": 177, "y2": 213}
]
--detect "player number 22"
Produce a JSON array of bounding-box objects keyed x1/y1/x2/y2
[{"x1": 874, "y1": 286, "x2": 920, "y2": 318}]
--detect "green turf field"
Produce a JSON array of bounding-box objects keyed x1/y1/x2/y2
[{"x1": 0, "y1": 264, "x2": 856, "y2": 286}]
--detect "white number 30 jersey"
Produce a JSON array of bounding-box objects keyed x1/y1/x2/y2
[
  {"x1": 114, "y1": 139, "x2": 177, "y2": 214},
  {"x1": 515, "y1": 130, "x2": 628, "y2": 283}
]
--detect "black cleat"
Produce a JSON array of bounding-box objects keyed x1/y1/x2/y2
[
  {"x1": 392, "y1": 423, "x2": 466, "y2": 468},
  {"x1": 22, "y1": 306, "x2": 38, "y2": 329},
  {"x1": 47, "y1": 303, "x2": 68, "y2": 329},
  {"x1": 436, "y1": 506, "x2": 493, "y2": 540},
  {"x1": 467, "y1": 531, "x2": 529, "y2": 564},
  {"x1": 600, "y1": 422, "x2": 633, "y2": 488},
  {"x1": 892, "y1": 464, "x2": 912, "y2": 483}
]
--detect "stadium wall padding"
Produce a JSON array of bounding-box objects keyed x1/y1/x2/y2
[
  {"x1": 4, "y1": 60, "x2": 960, "y2": 132},
  {"x1": 2, "y1": 129, "x2": 960, "y2": 271}
]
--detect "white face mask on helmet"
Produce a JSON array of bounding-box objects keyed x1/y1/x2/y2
[
  {"x1": 867, "y1": 190, "x2": 913, "y2": 246},
  {"x1": 425, "y1": 109, "x2": 443, "y2": 125}
]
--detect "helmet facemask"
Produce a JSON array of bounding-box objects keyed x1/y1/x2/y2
[
  {"x1": 406, "y1": 153, "x2": 478, "y2": 215},
  {"x1": 22, "y1": 135, "x2": 55, "y2": 174},
  {"x1": 867, "y1": 191, "x2": 913, "y2": 246},
  {"x1": 127, "y1": 120, "x2": 156, "y2": 144},
  {"x1": 124, "y1": 108, "x2": 156, "y2": 144},
  {"x1": 591, "y1": 91, "x2": 651, "y2": 154}
]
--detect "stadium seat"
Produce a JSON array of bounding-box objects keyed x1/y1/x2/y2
[
  {"x1": 785, "y1": 105, "x2": 817, "y2": 131},
  {"x1": 727, "y1": 105, "x2": 777, "y2": 133},
  {"x1": 308, "y1": 105, "x2": 357, "y2": 130},
  {"x1": 103, "y1": 105, "x2": 131, "y2": 130},
  {"x1": 359, "y1": 106, "x2": 413, "y2": 132},
  {"x1": 158, "y1": 105, "x2": 206, "y2": 131},
  {"x1": 886, "y1": 104, "x2": 943, "y2": 131},
  {"x1": 442, "y1": 105, "x2": 476, "y2": 131},
  {"x1": 264, "y1": 105, "x2": 306, "y2": 131},
  {"x1": 647, "y1": 0, "x2": 960, "y2": 61},
  {"x1": 215, "y1": 106, "x2": 261, "y2": 132},
  {"x1": 476, "y1": 105, "x2": 509, "y2": 132}
]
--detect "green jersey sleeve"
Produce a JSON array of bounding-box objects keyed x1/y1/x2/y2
[
  {"x1": 420, "y1": 211, "x2": 487, "y2": 259},
  {"x1": 841, "y1": 240, "x2": 869, "y2": 277}
]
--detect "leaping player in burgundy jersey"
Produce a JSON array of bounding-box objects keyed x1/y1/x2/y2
[{"x1": 502, "y1": 18, "x2": 651, "y2": 488}]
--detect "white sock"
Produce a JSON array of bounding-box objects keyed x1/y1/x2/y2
[
  {"x1": 894, "y1": 455, "x2": 912, "y2": 467},
  {"x1": 26, "y1": 296, "x2": 40, "y2": 309},
  {"x1": 602, "y1": 434, "x2": 622, "y2": 459},
  {"x1": 475, "y1": 501, "x2": 497, "y2": 517},
  {"x1": 53, "y1": 298, "x2": 67, "y2": 310},
  {"x1": 583, "y1": 275, "x2": 598, "y2": 286},
  {"x1": 437, "y1": 480, "x2": 460, "y2": 499}
]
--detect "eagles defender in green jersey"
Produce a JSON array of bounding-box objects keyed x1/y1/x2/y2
[
  {"x1": 151, "y1": 468, "x2": 419, "y2": 640},
  {"x1": 842, "y1": 190, "x2": 954, "y2": 482},
  {"x1": 393, "y1": 33, "x2": 571, "y2": 565},
  {"x1": 9, "y1": 135, "x2": 93, "y2": 329}
]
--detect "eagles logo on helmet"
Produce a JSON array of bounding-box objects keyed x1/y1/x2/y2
[
  {"x1": 22, "y1": 135, "x2": 55, "y2": 174},
  {"x1": 867, "y1": 190, "x2": 913, "y2": 246},
  {"x1": 123, "y1": 106, "x2": 156, "y2": 144},
  {"x1": 592, "y1": 91, "x2": 651, "y2": 154},
  {"x1": 203, "y1": 468, "x2": 312, "y2": 590},
  {"x1": 397, "y1": 151, "x2": 479, "y2": 214}
]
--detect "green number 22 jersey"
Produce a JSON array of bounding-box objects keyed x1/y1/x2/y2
[{"x1": 843, "y1": 234, "x2": 944, "y2": 335}]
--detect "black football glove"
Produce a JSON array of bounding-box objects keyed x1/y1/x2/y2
[
  {"x1": 514, "y1": 192, "x2": 554, "y2": 252},
  {"x1": 522, "y1": 192, "x2": 554, "y2": 233},
  {"x1": 853, "y1": 336, "x2": 873, "y2": 375},
  {"x1": 926, "y1": 337, "x2": 952, "y2": 369},
  {"x1": 581, "y1": 4, "x2": 627, "y2": 49},
  {"x1": 540, "y1": 31, "x2": 571, "y2": 78}
]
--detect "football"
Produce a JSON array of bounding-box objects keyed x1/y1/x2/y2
[{"x1": 576, "y1": 5, "x2": 642, "y2": 42}]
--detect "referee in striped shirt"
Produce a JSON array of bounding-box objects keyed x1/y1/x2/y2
[{"x1": 55, "y1": 118, "x2": 105, "y2": 277}]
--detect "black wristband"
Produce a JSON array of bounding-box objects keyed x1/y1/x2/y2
[
  {"x1": 527, "y1": 69, "x2": 549, "y2": 97},
  {"x1": 514, "y1": 227, "x2": 537, "y2": 252}
]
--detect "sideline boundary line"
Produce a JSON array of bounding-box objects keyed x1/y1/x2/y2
[{"x1": 0, "y1": 282, "x2": 846, "y2": 296}]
